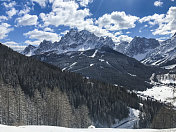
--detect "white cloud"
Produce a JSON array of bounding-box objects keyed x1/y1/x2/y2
[
  {"x1": 154, "y1": 1, "x2": 163, "y2": 7},
  {"x1": 6, "y1": 8, "x2": 18, "y2": 18},
  {"x1": 139, "y1": 13, "x2": 165, "y2": 25},
  {"x1": 78, "y1": 0, "x2": 93, "y2": 7},
  {"x1": 39, "y1": 0, "x2": 134, "y2": 44},
  {"x1": 25, "y1": 40, "x2": 41, "y2": 46},
  {"x1": 40, "y1": 0, "x2": 91, "y2": 28},
  {"x1": 60, "y1": 30, "x2": 69, "y2": 35},
  {"x1": 114, "y1": 35, "x2": 133, "y2": 43},
  {"x1": 126, "y1": 31, "x2": 131, "y2": 34},
  {"x1": 3, "y1": 1, "x2": 16, "y2": 8},
  {"x1": 0, "y1": 16, "x2": 8, "y2": 22},
  {"x1": 24, "y1": 29, "x2": 60, "y2": 42},
  {"x1": 114, "y1": 31, "x2": 122, "y2": 36},
  {"x1": 0, "y1": 23, "x2": 13, "y2": 39},
  {"x1": 139, "y1": 6, "x2": 176, "y2": 35},
  {"x1": 3, "y1": 41, "x2": 26, "y2": 51},
  {"x1": 44, "y1": 27, "x2": 54, "y2": 32},
  {"x1": 31, "y1": 0, "x2": 48, "y2": 7},
  {"x1": 16, "y1": 14, "x2": 38, "y2": 26},
  {"x1": 19, "y1": 6, "x2": 31, "y2": 15},
  {"x1": 96, "y1": 11, "x2": 139, "y2": 31}
]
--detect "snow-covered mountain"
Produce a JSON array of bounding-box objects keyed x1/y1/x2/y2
[
  {"x1": 116, "y1": 37, "x2": 160, "y2": 61},
  {"x1": 21, "y1": 45, "x2": 36, "y2": 56},
  {"x1": 22, "y1": 29, "x2": 162, "y2": 63},
  {"x1": 22, "y1": 29, "x2": 115, "y2": 56},
  {"x1": 142, "y1": 33, "x2": 176, "y2": 67}
]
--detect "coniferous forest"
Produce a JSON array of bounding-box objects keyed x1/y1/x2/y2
[{"x1": 0, "y1": 43, "x2": 175, "y2": 128}]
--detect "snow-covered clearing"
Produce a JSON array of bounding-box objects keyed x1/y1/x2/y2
[
  {"x1": 0, "y1": 125, "x2": 176, "y2": 132},
  {"x1": 138, "y1": 85, "x2": 176, "y2": 106}
]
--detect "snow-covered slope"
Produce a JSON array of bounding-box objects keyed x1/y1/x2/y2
[
  {"x1": 22, "y1": 29, "x2": 115, "y2": 56},
  {"x1": 116, "y1": 37, "x2": 160, "y2": 61},
  {"x1": 142, "y1": 33, "x2": 176, "y2": 66},
  {"x1": 138, "y1": 73, "x2": 176, "y2": 106},
  {"x1": 0, "y1": 125, "x2": 175, "y2": 132}
]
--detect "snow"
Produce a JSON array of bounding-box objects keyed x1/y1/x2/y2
[
  {"x1": 160, "y1": 79, "x2": 176, "y2": 84},
  {"x1": 62, "y1": 67, "x2": 67, "y2": 72},
  {"x1": 26, "y1": 51, "x2": 34, "y2": 57},
  {"x1": 162, "y1": 64, "x2": 176, "y2": 69},
  {"x1": 0, "y1": 125, "x2": 175, "y2": 132},
  {"x1": 138, "y1": 85, "x2": 176, "y2": 106},
  {"x1": 90, "y1": 50, "x2": 98, "y2": 58},
  {"x1": 142, "y1": 36, "x2": 176, "y2": 66},
  {"x1": 90, "y1": 64, "x2": 94, "y2": 67},
  {"x1": 149, "y1": 73, "x2": 156, "y2": 85},
  {"x1": 128, "y1": 73, "x2": 137, "y2": 77},
  {"x1": 68, "y1": 62, "x2": 77, "y2": 70},
  {"x1": 157, "y1": 74, "x2": 176, "y2": 84},
  {"x1": 106, "y1": 61, "x2": 110, "y2": 65},
  {"x1": 99, "y1": 59, "x2": 105, "y2": 62}
]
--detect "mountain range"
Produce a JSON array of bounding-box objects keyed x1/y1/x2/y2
[
  {"x1": 22, "y1": 29, "x2": 115, "y2": 56},
  {"x1": 23, "y1": 29, "x2": 176, "y2": 69}
]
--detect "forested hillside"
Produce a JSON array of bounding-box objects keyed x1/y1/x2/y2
[{"x1": 0, "y1": 43, "x2": 173, "y2": 128}]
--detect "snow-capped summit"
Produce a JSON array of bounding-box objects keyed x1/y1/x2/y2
[
  {"x1": 21, "y1": 45, "x2": 36, "y2": 56},
  {"x1": 22, "y1": 29, "x2": 115, "y2": 56},
  {"x1": 116, "y1": 37, "x2": 160, "y2": 61},
  {"x1": 142, "y1": 33, "x2": 176, "y2": 66},
  {"x1": 56, "y1": 29, "x2": 115, "y2": 51}
]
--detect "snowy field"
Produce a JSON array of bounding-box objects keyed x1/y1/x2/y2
[
  {"x1": 138, "y1": 85, "x2": 176, "y2": 106},
  {"x1": 0, "y1": 125, "x2": 176, "y2": 132}
]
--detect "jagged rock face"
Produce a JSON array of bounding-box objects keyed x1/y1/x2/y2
[
  {"x1": 142, "y1": 33, "x2": 176, "y2": 66},
  {"x1": 126, "y1": 37, "x2": 160, "y2": 56},
  {"x1": 114, "y1": 41, "x2": 129, "y2": 54},
  {"x1": 126, "y1": 37, "x2": 160, "y2": 61},
  {"x1": 21, "y1": 45, "x2": 36, "y2": 56},
  {"x1": 115, "y1": 37, "x2": 160, "y2": 61},
  {"x1": 34, "y1": 40, "x2": 53, "y2": 55},
  {"x1": 22, "y1": 29, "x2": 115, "y2": 56},
  {"x1": 53, "y1": 29, "x2": 115, "y2": 51}
]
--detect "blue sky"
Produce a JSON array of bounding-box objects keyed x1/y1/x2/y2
[{"x1": 0, "y1": 0, "x2": 175, "y2": 51}]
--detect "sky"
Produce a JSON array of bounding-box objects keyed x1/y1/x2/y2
[{"x1": 0, "y1": 0, "x2": 176, "y2": 51}]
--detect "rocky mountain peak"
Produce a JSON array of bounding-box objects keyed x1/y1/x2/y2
[
  {"x1": 22, "y1": 29, "x2": 116, "y2": 56},
  {"x1": 21, "y1": 45, "x2": 36, "y2": 56},
  {"x1": 38, "y1": 40, "x2": 53, "y2": 49},
  {"x1": 126, "y1": 36, "x2": 159, "y2": 57}
]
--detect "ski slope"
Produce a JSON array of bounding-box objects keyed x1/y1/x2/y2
[{"x1": 0, "y1": 125, "x2": 176, "y2": 132}]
